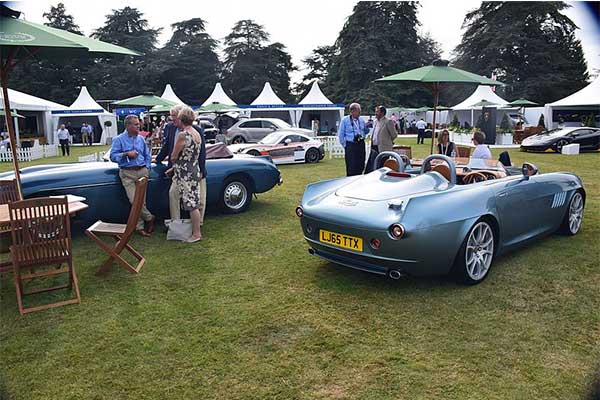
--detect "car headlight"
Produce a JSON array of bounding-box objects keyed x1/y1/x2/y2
[{"x1": 389, "y1": 224, "x2": 405, "y2": 239}]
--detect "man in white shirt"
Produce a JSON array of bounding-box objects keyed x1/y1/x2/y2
[
  {"x1": 416, "y1": 118, "x2": 427, "y2": 144},
  {"x1": 56, "y1": 123, "x2": 70, "y2": 156},
  {"x1": 471, "y1": 131, "x2": 492, "y2": 159}
]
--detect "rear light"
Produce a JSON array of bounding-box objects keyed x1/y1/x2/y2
[
  {"x1": 370, "y1": 238, "x2": 381, "y2": 249},
  {"x1": 295, "y1": 206, "x2": 304, "y2": 217},
  {"x1": 389, "y1": 223, "x2": 405, "y2": 239}
]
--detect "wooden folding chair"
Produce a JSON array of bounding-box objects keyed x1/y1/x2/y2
[
  {"x1": 1, "y1": 179, "x2": 20, "y2": 270},
  {"x1": 9, "y1": 197, "x2": 81, "y2": 315},
  {"x1": 456, "y1": 146, "x2": 472, "y2": 158},
  {"x1": 0, "y1": 179, "x2": 20, "y2": 204},
  {"x1": 86, "y1": 177, "x2": 148, "y2": 275}
]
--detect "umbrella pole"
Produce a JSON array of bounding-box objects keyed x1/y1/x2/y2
[
  {"x1": 430, "y1": 83, "x2": 439, "y2": 155},
  {"x1": 1, "y1": 70, "x2": 23, "y2": 200}
]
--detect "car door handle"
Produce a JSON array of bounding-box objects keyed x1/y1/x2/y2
[{"x1": 498, "y1": 191, "x2": 508, "y2": 198}]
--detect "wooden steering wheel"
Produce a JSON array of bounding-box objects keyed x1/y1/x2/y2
[{"x1": 463, "y1": 171, "x2": 488, "y2": 184}]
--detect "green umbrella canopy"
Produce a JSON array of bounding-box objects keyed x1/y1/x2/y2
[
  {"x1": 507, "y1": 98, "x2": 538, "y2": 107},
  {"x1": 0, "y1": 5, "x2": 141, "y2": 200},
  {"x1": 375, "y1": 59, "x2": 504, "y2": 154},
  {"x1": 0, "y1": 109, "x2": 25, "y2": 118},
  {"x1": 197, "y1": 102, "x2": 241, "y2": 113},
  {"x1": 0, "y1": 13, "x2": 141, "y2": 58},
  {"x1": 113, "y1": 94, "x2": 177, "y2": 107},
  {"x1": 376, "y1": 63, "x2": 504, "y2": 86},
  {"x1": 470, "y1": 99, "x2": 500, "y2": 107}
]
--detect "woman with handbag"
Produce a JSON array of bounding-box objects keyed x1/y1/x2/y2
[{"x1": 166, "y1": 107, "x2": 206, "y2": 243}]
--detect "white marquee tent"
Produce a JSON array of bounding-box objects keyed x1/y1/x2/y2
[
  {"x1": 0, "y1": 88, "x2": 65, "y2": 143},
  {"x1": 51, "y1": 86, "x2": 117, "y2": 145},
  {"x1": 245, "y1": 82, "x2": 296, "y2": 124},
  {"x1": 295, "y1": 81, "x2": 344, "y2": 133},
  {"x1": 451, "y1": 85, "x2": 509, "y2": 127},
  {"x1": 544, "y1": 76, "x2": 600, "y2": 129},
  {"x1": 160, "y1": 84, "x2": 185, "y2": 105},
  {"x1": 202, "y1": 83, "x2": 236, "y2": 106}
]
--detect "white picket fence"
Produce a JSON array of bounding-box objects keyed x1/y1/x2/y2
[
  {"x1": 319, "y1": 135, "x2": 371, "y2": 159},
  {"x1": 0, "y1": 144, "x2": 58, "y2": 162},
  {"x1": 78, "y1": 151, "x2": 106, "y2": 162}
]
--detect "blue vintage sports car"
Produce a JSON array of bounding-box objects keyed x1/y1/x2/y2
[
  {"x1": 0, "y1": 144, "x2": 282, "y2": 225},
  {"x1": 297, "y1": 153, "x2": 585, "y2": 284}
]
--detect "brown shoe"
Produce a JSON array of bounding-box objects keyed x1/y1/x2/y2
[
  {"x1": 136, "y1": 229, "x2": 151, "y2": 237},
  {"x1": 145, "y1": 216, "x2": 156, "y2": 234}
]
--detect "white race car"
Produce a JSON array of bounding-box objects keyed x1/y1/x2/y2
[{"x1": 227, "y1": 130, "x2": 325, "y2": 164}]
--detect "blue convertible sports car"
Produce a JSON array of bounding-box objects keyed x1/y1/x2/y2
[
  {"x1": 0, "y1": 144, "x2": 282, "y2": 225},
  {"x1": 297, "y1": 153, "x2": 585, "y2": 284}
]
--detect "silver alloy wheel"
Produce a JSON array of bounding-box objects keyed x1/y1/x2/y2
[
  {"x1": 465, "y1": 222, "x2": 494, "y2": 281},
  {"x1": 568, "y1": 192, "x2": 584, "y2": 234},
  {"x1": 223, "y1": 181, "x2": 248, "y2": 210}
]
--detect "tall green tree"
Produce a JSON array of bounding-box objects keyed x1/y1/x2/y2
[
  {"x1": 452, "y1": 1, "x2": 589, "y2": 104},
  {"x1": 151, "y1": 18, "x2": 220, "y2": 104},
  {"x1": 87, "y1": 7, "x2": 161, "y2": 100},
  {"x1": 8, "y1": 2, "x2": 89, "y2": 104},
  {"x1": 324, "y1": 1, "x2": 441, "y2": 110},
  {"x1": 223, "y1": 20, "x2": 294, "y2": 104}
]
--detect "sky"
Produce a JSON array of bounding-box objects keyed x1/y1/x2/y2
[{"x1": 9, "y1": 0, "x2": 600, "y2": 85}]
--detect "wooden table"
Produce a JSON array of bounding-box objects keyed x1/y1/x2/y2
[{"x1": 0, "y1": 200, "x2": 88, "y2": 273}]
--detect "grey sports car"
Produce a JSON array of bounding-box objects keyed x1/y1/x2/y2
[{"x1": 297, "y1": 153, "x2": 585, "y2": 284}]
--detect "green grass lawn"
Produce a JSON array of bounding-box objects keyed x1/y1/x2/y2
[{"x1": 1, "y1": 139, "x2": 598, "y2": 399}]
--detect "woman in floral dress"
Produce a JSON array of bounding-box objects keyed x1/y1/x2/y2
[{"x1": 170, "y1": 107, "x2": 206, "y2": 242}]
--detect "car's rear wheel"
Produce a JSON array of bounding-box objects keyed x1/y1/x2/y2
[
  {"x1": 219, "y1": 176, "x2": 252, "y2": 214},
  {"x1": 453, "y1": 220, "x2": 495, "y2": 285},
  {"x1": 305, "y1": 148, "x2": 320, "y2": 163},
  {"x1": 247, "y1": 149, "x2": 260, "y2": 156},
  {"x1": 232, "y1": 136, "x2": 246, "y2": 144},
  {"x1": 559, "y1": 191, "x2": 584, "y2": 235},
  {"x1": 553, "y1": 139, "x2": 569, "y2": 153}
]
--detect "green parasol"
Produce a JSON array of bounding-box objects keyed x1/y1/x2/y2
[
  {"x1": 197, "y1": 102, "x2": 241, "y2": 113},
  {"x1": 0, "y1": 4, "x2": 141, "y2": 199},
  {"x1": 376, "y1": 59, "x2": 504, "y2": 154},
  {"x1": 470, "y1": 99, "x2": 500, "y2": 108},
  {"x1": 507, "y1": 98, "x2": 538, "y2": 107},
  {"x1": 113, "y1": 94, "x2": 177, "y2": 108},
  {"x1": 0, "y1": 109, "x2": 25, "y2": 118}
]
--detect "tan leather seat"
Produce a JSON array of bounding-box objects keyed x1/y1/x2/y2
[
  {"x1": 432, "y1": 164, "x2": 452, "y2": 181},
  {"x1": 383, "y1": 159, "x2": 400, "y2": 172}
]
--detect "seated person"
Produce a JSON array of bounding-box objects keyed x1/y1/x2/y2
[
  {"x1": 471, "y1": 131, "x2": 492, "y2": 159},
  {"x1": 436, "y1": 129, "x2": 456, "y2": 157}
]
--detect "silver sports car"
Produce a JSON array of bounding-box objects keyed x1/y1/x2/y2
[{"x1": 297, "y1": 153, "x2": 585, "y2": 284}]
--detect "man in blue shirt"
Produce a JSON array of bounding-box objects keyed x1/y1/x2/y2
[
  {"x1": 338, "y1": 102, "x2": 368, "y2": 176},
  {"x1": 110, "y1": 115, "x2": 155, "y2": 236}
]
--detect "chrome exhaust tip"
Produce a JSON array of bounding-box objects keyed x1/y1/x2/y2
[
  {"x1": 308, "y1": 248, "x2": 315, "y2": 255},
  {"x1": 388, "y1": 269, "x2": 403, "y2": 280}
]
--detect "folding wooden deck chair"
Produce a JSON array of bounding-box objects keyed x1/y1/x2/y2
[
  {"x1": 86, "y1": 177, "x2": 148, "y2": 275},
  {"x1": 9, "y1": 197, "x2": 81, "y2": 315}
]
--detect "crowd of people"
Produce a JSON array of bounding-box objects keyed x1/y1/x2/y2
[
  {"x1": 338, "y1": 102, "x2": 493, "y2": 177},
  {"x1": 110, "y1": 106, "x2": 207, "y2": 243}
]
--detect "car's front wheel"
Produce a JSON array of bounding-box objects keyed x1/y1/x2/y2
[
  {"x1": 559, "y1": 191, "x2": 584, "y2": 235},
  {"x1": 232, "y1": 136, "x2": 246, "y2": 144},
  {"x1": 553, "y1": 139, "x2": 569, "y2": 153},
  {"x1": 247, "y1": 150, "x2": 260, "y2": 156},
  {"x1": 219, "y1": 176, "x2": 252, "y2": 214},
  {"x1": 305, "y1": 148, "x2": 320, "y2": 163},
  {"x1": 453, "y1": 220, "x2": 495, "y2": 285}
]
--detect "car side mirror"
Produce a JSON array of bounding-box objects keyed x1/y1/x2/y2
[
  {"x1": 521, "y1": 162, "x2": 538, "y2": 179},
  {"x1": 284, "y1": 138, "x2": 292, "y2": 145}
]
